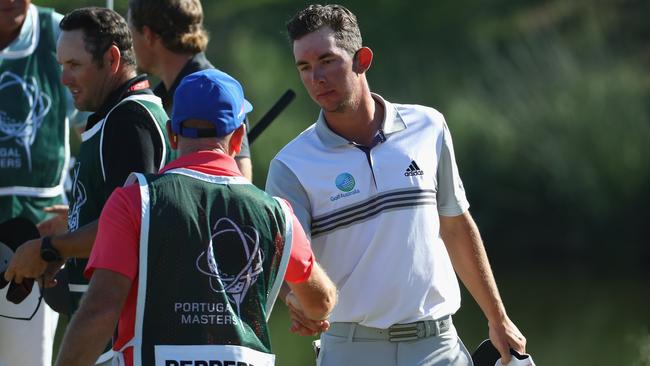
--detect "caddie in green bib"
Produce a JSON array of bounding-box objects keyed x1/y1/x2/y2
[
  {"x1": 124, "y1": 168, "x2": 292, "y2": 366},
  {"x1": 0, "y1": 6, "x2": 67, "y2": 223}
]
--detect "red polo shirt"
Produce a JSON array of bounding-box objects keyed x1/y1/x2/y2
[{"x1": 86, "y1": 151, "x2": 314, "y2": 366}]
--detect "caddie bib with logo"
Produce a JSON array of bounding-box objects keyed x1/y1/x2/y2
[
  {"x1": 65, "y1": 94, "x2": 170, "y2": 363},
  {"x1": 0, "y1": 7, "x2": 67, "y2": 198},
  {"x1": 122, "y1": 168, "x2": 293, "y2": 366}
]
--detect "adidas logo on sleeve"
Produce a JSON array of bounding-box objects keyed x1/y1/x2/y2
[{"x1": 404, "y1": 160, "x2": 424, "y2": 176}]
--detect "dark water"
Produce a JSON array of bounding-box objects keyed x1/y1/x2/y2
[{"x1": 268, "y1": 269, "x2": 650, "y2": 365}]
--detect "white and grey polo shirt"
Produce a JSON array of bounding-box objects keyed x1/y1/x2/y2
[{"x1": 266, "y1": 93, "x2": 469, "y2": 328}]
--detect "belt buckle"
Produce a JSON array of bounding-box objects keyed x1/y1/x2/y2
[
  {"x1": 388, "y1": 323, "x2": 420, "y2": 342},
  {"x1": 438, "y1": 317, "x2": 450, "y2": 333}
]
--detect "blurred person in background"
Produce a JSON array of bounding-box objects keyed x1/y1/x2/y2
[{"x1": 127, "y1": 0, "x2": 253, "y2": 181}]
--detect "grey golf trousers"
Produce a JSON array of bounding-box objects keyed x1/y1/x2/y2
[{"x1": 317, "y1": 321, "x2": 472, "y2": 366}]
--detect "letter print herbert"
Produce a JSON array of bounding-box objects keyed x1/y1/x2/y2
[
  {"x1": 194, "y1": 217, "x2": 263, "y2": 323},
  {"x1": 0, "y1": 72, "x2": 51, "y2": 171}
]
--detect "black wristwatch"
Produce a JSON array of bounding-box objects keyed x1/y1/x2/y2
[{"x1": 40, "y1": 236, "x2": 61, "y2": 262}]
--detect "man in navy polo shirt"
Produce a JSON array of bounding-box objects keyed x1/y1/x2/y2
[{"x1": 126, "y1": 0, "x2": 253, "y2": 181}]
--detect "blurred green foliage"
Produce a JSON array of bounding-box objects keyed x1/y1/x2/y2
[{"x1": 36, "y1": 1, "x2": 650, "y2": 364}]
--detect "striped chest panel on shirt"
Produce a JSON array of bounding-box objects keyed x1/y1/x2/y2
[{"x1": 279, "y1": 105, "x2": 446, "y2": 239}]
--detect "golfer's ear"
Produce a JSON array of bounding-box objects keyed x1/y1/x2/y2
[
  {"x1": 353, "y1": 47, "x2": 373, "y2": 74},
  {"x1": 166, "y1": 120, "x2": 178, "y2": 150},
  {"x1": 106, "y1": 45, "x2": 121, "y2": 74}
]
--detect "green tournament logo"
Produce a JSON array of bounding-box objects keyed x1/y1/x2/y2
[
  {"x1": 0, "y1": 71, "x2": 52, "y2": 172},
  {"x1": 335, "y1": 173, "x2": 355, "y2": 192}
]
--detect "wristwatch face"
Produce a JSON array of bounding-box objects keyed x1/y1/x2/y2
[
  {"x1": 40, "y1": 238, "x2": 60, "y2": 262},
  {"x1": 41, "y1": 247, "x2": 59, "y2": 262}
]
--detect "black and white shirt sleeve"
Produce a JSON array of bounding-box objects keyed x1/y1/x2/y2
[{"x1": 101, "y1": 100, "x2": 165, "y2": 198}]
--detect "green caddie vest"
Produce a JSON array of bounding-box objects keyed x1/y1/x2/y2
[
  {"x1": 0, "y1": 7, "x2": 67, "y2": 198},
  {"x1": 122, "y1": 168, "x2": 293, "y2": 366},
  {"x1": 65, "y1": 94, "x2": 170, "y2": 363}
]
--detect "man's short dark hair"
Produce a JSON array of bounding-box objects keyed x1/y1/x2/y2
[
  {"x1": 286, "y1": 4, "x2": 362, "y2": 56},
  {"x1": 128, "y1": 0, "x2": 208, "y2": 54},
  {"x1": 60, "y1": 7, "x2": 136, "y2": 68}
]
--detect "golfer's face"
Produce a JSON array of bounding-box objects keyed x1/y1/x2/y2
[
  {"x1": 57, "y1": 30, "x2": 111, "y2": 112},
  {"x1": 293, "y1": 26, "x2": 358, "y2": 113}
]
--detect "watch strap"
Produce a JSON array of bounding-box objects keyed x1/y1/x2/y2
[{"x1": 41, "y1": 236, "x2": 61, "y2": 262}]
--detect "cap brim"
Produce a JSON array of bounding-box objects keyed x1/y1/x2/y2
[
  {"x1": 0, "y1": 217, "x2": 40, "y2": 249},
  {"x1": 243, "y1": 99, "x2": 253, "y2": 115},
  {"x1": 0, "y1": 218, "x2": 40, "y2": 302},
  {"x1": 0, "y1": 217, "x2": 40, "y2": 279},
  {"x1": 472, "y1": 339, "x2": 501, "y2": 366},
  {"x1": 472, "y1": 339, "x2": 535, "y2": 366},
  {"x1": 0, "y1": 241, "x2": 13, "y2": 289}
]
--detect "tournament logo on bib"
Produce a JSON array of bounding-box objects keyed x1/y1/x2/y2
[
  {"x1": 196, "y1": 217, "x2": 263, "y2": 319},
  {"x1": 330, "y1": 172, "x2": 360, "y2": 201},
  {"x1": 0, "y1": 71, "x2": 51, "y2": 171},
  {"x1": 68, "y1": 162, "x2": 87, "y2": 231}
]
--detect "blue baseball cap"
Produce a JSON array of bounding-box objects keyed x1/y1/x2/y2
[{"x1": 171, "y1": 69, "x2": 253, "y2": 138}]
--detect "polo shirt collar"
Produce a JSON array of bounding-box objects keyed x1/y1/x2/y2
[
  {"x1": 315, "y1": 93, "x2": 406, "y2": 148},
  {"x1": 160, "y1": 150, "x2": 242, "y2": 177},
  {"x1": 85, "y1": 74, "x2": 152, "y2": 131},
  {"x1": 154, "y1": 52, "x2": 214, "y2": 113}
]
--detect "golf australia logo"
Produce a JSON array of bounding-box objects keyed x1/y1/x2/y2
[
  {"x1": 195, "y1": 217, "x2": 263, "y2": 320},
  {"x1": 0, "y1": 71, "x2": 51, "y2": 171},
  {"x1": 330, "y1": 172, "x2": 360, "y2": 202},
  {"x1": 336, "y1": 172, "x2": 355, "y2": 192}
]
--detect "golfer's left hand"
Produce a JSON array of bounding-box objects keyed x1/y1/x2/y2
[
  {"x1": 3, "y1": 238, "x2": 46, "y2": 284},
  {"x1": 37, "y1": 205, "x2": 69, "y2": 236},
  {"x1": 488, "y1": 316, "x2": 526, "y2": 365}
]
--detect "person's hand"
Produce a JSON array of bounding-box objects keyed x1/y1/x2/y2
[
  {"x1": 37, "y1": 205, "x2": 69, "y2": 236},
  {"x1": 285, "y1": 291, "x2": 330, "y2": 336},
  {"x1": 3, "y1": 238, "x2": 47, "y2": 284},
  {"x1": 40, "y1": 259, "x2": 65, "y2": 288},
  {"x1": 488, "y1": 316, "x2": 526, "y2": 365}
]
